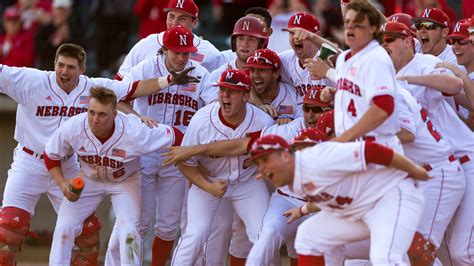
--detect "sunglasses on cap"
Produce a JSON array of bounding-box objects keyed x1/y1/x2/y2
[
  {"x1": 415, "y1": 21, "x2": 443, "y2": 31},
  {"x1": 248, "y1": 56, "x2": 275, "y2": 66},
  {"x1": 302, "y1": 105, "x2": 325, "y2": 113},
  {"x1": 447, "y1": 38, "x2": 472, "y2": 45}
]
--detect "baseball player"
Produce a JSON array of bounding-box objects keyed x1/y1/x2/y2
[
  {"x1": 246, "y1": 134, "x2": 429, "y2": 265},
  {"x1": 278, "y1": 12, "x2": 336, "y2": 97},
  {"x1": 43, "y1": 87, "x2": 182, "y2": 265},
  {"x1": 203, "y1": 16, "x2": 269, "y2": 90},
  {"x1": 116, "y1": 0, "x2": 224, "y2": 79},
  {"x1": 0, "y1": 43, "x2": 195, "y2": 265},
  {"x1": 438, "y1": 19, "x2": 474, "y2": 126},
  {"x1": 170, "y1": 69, "x2": 274, "y2": 265},
  {"x1": 247, "y1": 48, "x2": 303, "y2": 124},
  {"x1": 382, "y1": 21, "x2": 474, "y2": 265},
  {"x1": 161, "y1": 86, "x2": 332, "y2": 265},
  {"x1": 220, "y1": 7, "x2": 274, "y2": 64},
  {"x1": 412, "y1": 8, "x2": 469, "y2": 116},
  {"x1": 387, "y1": 13, "x2": 422, "y2": 53},
  {"x1": 114, "y1": 25, "x2": 212, "y2": 265}
]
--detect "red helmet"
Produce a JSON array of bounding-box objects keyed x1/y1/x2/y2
[{"x1": 231, "y1": 16, "x2": 269, "y2": 52}]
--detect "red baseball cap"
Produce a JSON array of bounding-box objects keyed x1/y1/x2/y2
[
  {"x1": 246, "y1": 49, "x2": 281, "y2": 70},
  {"x1": 216, "y1": 69, "x2": 251, "y2": 92},
  {"x1": 381, "y1": 22, "x2": 412, "y2": 37},
  {"x1": 245, "y1": 135, "x2": 290, "y2": 167},
  {"x1": 288, "y1": 12, "x2": 320, "y2": 33},
  {"x1": 412, "y1": 8, "x2": 450, "y2": 28},
  {"x1": 388, "y1": 13, "x2": 415, "y2": 34},
  {"x1": 448, "y1": 19, "x2": 471, "y2": 40},
  {"x1": 163, "y1": 0, "x2": 199, "y2": 18},
  {"x1": 303, "y1": 86, "x2": 332, "y2": 108},
  {"x1": 163, "y1": 26, "x2": 197, "y2": 53},
  {"x1": 291, "y1": 128, "x2": 327, "y2": 149},
  {"x1": 3, "y1": 6, "x2": 21, "y2": 20}
]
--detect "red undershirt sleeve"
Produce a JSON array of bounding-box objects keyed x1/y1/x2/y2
[
  {"x1": 43, "y1": 152, "x2": 61, "y2": 171},
  {"x1": 172, "y1": 127, "x2": 184, "y2": 146},
  {"x1": 364, "y1": 141, "x2": 394, "y2": 166},
  {"x1": 372, "y1": 95, "x2": 394, "y2": 116}
]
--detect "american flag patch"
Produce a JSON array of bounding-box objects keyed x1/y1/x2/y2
[
  {"x1": 181, "y1": 83, "x2": 196, "y2": 92},
  {"x1": 112, "y1": 148, "x2": 126, "y2": 158},
  {"x1": 303, "y1": 182, "x2": 316, "y2": 192},
  {"x1": 191, "y1": 52, "x2": 204, "y2": 62},
  {"x1": 278, "y1": 105, "x2": 294, "y2": 115},
  {"x1": 79, "y1": 96, "x2": 90, "y2": 104}
]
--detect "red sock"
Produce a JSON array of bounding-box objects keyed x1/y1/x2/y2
[
  {"x1": 151, "y1": 237, "x2": 175, "y2": 266},
  {"x1": 230, "y1": 255, "x2": 246, "y2": 266},
  {"x1": 298, "y1": 254, "x2": 325, "y2": 266},
  {"x1": 290, "y1": 257, "x2": 298, "y2": 266}
]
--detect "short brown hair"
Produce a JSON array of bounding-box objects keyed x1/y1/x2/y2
[
  {"x1": 345, "y1": 0, "x2": 384, "y2": 42},
  {"x1": 90, "y1": 87, "x2": 117, "y2": 109},
  {"x1": 55, "y1": 43, "x2": 87, "y2": 68}
]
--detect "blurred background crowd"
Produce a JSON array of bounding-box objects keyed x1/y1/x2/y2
[{"x1": 0, "y1": 0, "x2": 467, "y2": 79}]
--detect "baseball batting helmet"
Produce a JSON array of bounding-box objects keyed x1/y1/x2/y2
[{"x1": 231, "y1": 16, "x2": 269, "y2": 52}]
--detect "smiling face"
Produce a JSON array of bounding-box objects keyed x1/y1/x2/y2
[
  {"x1": 416, "y1": 22, "x2": 449, "y2": 56},
  {"x1": 249, "y1": 67, "x2": 279, "y2": 97},
  {"x1": 235, "y1": 35, "x2": 260, "y2": 63},
  {"x1": 302, "y1": 105, "x2": 323, "y2": 128},
  {"x1": 451, "y1": 39, "x2": 474, "y2": 69},
  {"x1": 344, "y1": 9, "x2": 377, "y2": 54},
  {"x1": 255, "y1": 151, "x2": 294, "y2": 188},
  {"x1": 54, "y1": 55, "x2": 85, "y2": 93}
]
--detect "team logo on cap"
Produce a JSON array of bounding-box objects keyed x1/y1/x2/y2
[
  {"x1": 454, "y1": 22, "x2": 461, "y2": 33},
  {"x1": 179, "y1": 34, "x2": 187, "y2": 46},
  {"x1": 422, "y1": 9, "x2": 431, "y2": 18},
  {"x1": 176, "y1": 0, "x2": 184, "y2": 8},
  {"x1": 293, "y1": 15, "x2": 302, "y2": 25}
]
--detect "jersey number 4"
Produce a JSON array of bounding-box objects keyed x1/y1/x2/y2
[
  {"x1": 347, "y1": 99, "x2": 357, "y2": 117},
  {"x1": 174, "y1": 110, "x2": 194, "y2": 126}
]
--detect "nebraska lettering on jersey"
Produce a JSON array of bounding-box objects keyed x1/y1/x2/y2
[
  {"x1": 148, "y1": 92, "x2": 199, "y2": 111},
  {"x1": 36, "y1": 105, "x2": 88, "y2": 117},
  {"x1": 336, "y1": 78, "x2": 362, "y2": 97},
  {"x1": 80, "y1": 155, "x2": 125, "y2": 169},
  {"x1": 295, "y1": 84, "x2": 322, "y2": 97},
  {"x1": 305, "y1": 191, "x2": 353, "y2": 209}
]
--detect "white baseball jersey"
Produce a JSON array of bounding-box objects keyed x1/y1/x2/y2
[
  {"x1": 117, "y1": 32, "x2": 225, "y2": 79},
  {"x1": 122, "y1": 54, "x2": 215, "y2": 132},
  {"x1": 435, "y1": 44, "x2": 468, "y2": 115},
  {"x1": 292, "y1": 141, "x2": 405, "y2": 219},
  {"x1": 397, "y1": 87, "x2": 454, "y2": 165},
  {"x1": 182, "y1": 102, "x2": 274, "y2": 184},
  {"x1": 261, "y1": 116, "x2": 306, "y2": 142},
  {"x1": 397, "y1": 53, "x2": 474, "y2": 157},
  {"x1": 0, "y1": 65, "x2": 138, "y2": 154},
  {"x1": 334, "y1": 40, "x2": 400, "y2": 138},
  {"x1": 44, "y1": 112, "x2": 177, "y2": 183},
  {"x1": 278, "y1": 49, "x2": 336, "y2": 97},
  {"x1": 220, "y1": 49, "x2": 236, "y2": 64},
  {"x1": 265, "y1": 82, "x2": 304, "y2": 119}
]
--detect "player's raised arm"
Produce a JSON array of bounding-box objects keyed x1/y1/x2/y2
[
  {"x1": 397, "y1": 74, "x2": 463, "y2": 96},
  {"x1": 162, "y1": 136, "x2": 253, "y2": 166},
  {"x1": 364, "y1": 141, "x2": 430, "y2": 180}
]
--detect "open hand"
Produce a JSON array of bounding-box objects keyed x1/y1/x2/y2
[{"x1": 170, "y1": 66, "x2": 201, "y2": 85}]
